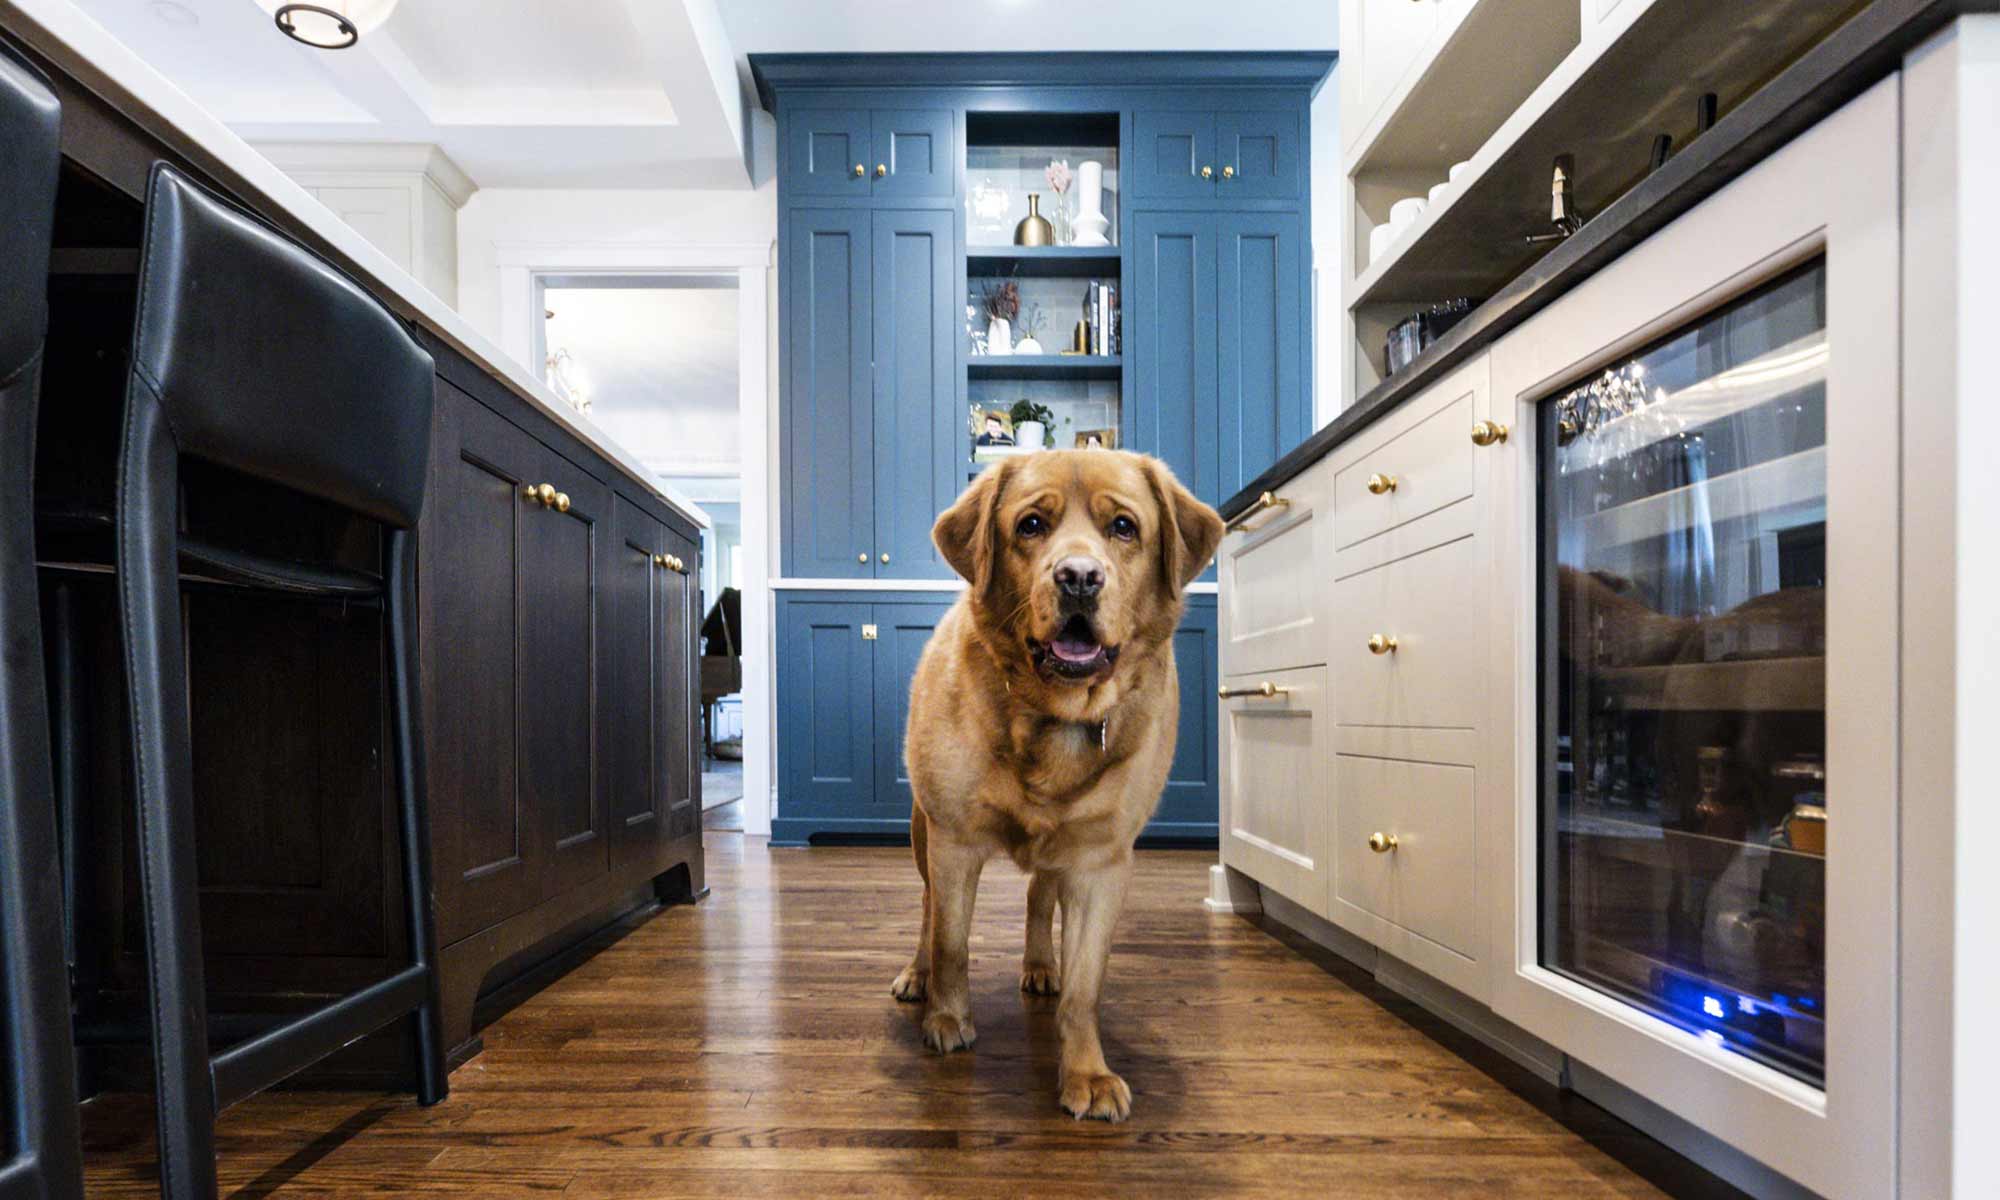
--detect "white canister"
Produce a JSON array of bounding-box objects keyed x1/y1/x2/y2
[
  {"x1": 1448, "y1": 160, "x2": 1470, "y2": 183},
  {"x1": 1368, "y1": 224, "x2": 1394, "y2": 263},
  {"x1": 1015, "y1": 420, "x2": 1047, "y2": 450},
  {"x1": 986, "y1": 317, "x2": 1012, "y2": 355},
  {"x1": 1075, "y1": 160, "x2": 1104, "y2": 217},
  {"x1": 1428, "y1": 181, "x2": 1450, "y2": 206},
  {"x1": 1389, "y1": 196, "x2": 1426, "y2": 231}
]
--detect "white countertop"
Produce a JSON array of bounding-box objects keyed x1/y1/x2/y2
[{"x1": 4, "y1": 0, "x2": 709, "y2": 530}]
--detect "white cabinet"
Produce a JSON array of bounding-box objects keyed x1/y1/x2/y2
[
  {"x1": 253, "y1": 142, "x2": 474, "y2": 306},
  {"x1": 1337, "y1": 0, "x2": 1442, "y2": 156},
  {"x1": 1219, "y1": 666, "x2": 1332, "y2": 916},
  {"x1": 1218, "y1": 458, "x2": 1331, "y2": 676},
  {"x1": 1333, "y1": 754, "x2": 1480, "y2": 990}
]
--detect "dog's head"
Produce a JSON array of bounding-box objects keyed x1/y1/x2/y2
[{"x1": 933, "y1": 450, "x2": 1224, "y2": 687}]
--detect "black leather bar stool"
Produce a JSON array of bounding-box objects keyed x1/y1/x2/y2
[
  {"x1": 116, "y1": 164, "x2": 446, "y2": 1199},
  {"x1": 0, "y1": 41, "x2": 85, "y2": 1200}
]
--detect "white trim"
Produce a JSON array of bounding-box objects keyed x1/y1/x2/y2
[
  {"x1": 496, "y1": 239, "x2": 776, "y2": 837},
  {"x1": 251, "y1": 141, "x2": 478, "y2": 208},
  {"x1": 1203, "y1": 863, "x2": 1263, "y2": 913}
]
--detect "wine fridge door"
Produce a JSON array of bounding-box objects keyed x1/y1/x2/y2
[{"x1": 1539, "y1": 261, "x2": 1829, "y2": 1086}]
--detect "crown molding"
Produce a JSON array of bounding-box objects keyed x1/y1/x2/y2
[{"x1": 250, "y1": 141, "x2": 478, "y2": 208}]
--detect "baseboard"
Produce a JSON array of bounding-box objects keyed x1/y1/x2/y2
[
  {"x1": 1566, "y1": 1060, "x2": 1824, "y2": 1200},
  {"x1": 1201, "y1": 863, "x2": 1263, "y2": 913}
]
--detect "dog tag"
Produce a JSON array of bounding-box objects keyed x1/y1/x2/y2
[{"x1": 861, "y1": 624, "x2": 878, "y2": 641}]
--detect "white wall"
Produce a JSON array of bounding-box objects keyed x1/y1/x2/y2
[{"x1": 1311, "y1": 69, "x2": 1344, "y2": 428}]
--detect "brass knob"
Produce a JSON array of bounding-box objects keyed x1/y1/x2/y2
[
  {"x1": 879, "y1": 552, "x2": 889, "y2": 564},
  {"x1": 535, "y1": 483, "x2": 556, "y2": 508},
  {"x1": 1222, "y1": 165, "x2": 1236, "y2": 179},
  {"x1": 522, "y1": 483, "x2": 540, "y2": 503},
  {"x1": 553, "y1": 492, "x2": 570, "y2": 514},
  {"x1": 858, "y1": 553, "x2": 869, "y2": 564},
  {"x1": 875, "y1": 163, "x2": 887, "y2": 178},
  {"x1": 1367, "y1": 634, "x2": 1398, "y2": 655},
  {"x1": 852, "y1": 163, "x2": 865, "y2": 178},
  {"x1": 1471, "y1": 420, "x2": 1510, "y2": 446},
  {"x1": 1199, "y1": 165, "x2": 1214, "y2": 180},
  {"x1": 653, "y1": 554, "x2": 667, "y2": 568},
  {"x1": 672, "y1": 555, "x2": 686, "y2": 572},
  {"x1": 1366, "y1": 472, "x2": 1397, "y2": 495},
  {"x1": 1368, "y1": 832, "x2": 1399, "y2": 854}
]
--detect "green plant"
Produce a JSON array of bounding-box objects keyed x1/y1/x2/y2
[{"x1": 1010, "y1": 399, "x2": 1054, "y2": 428}]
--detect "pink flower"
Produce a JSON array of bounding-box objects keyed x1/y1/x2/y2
[{"x1": 1045, "y1": 159, "x2": 1072, "y2": 195}]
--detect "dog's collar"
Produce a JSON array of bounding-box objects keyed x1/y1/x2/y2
[{"x1": 1003, "y1": 679, "x2": 1111, "y2": 753}]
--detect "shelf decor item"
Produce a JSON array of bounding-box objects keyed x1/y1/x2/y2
[
  {"x1": 1009, "y1": 399, "x2": 1055, "y2": 450},
  {"x1": 1014, "y1": 194, "x2": 1054, "y2": 247},
  {"x1": 1045, "y1": 159, "x2": 1073, "y2": 245},
  {"x1": 981, "y1": 279, "x2": 1020, "y2": 356},
  {"x1": 1072, "y1": 159, "x2": 1111, "y2": 247},
  {"x1": 972, "y1": 406, "x2": 1016, "y2": 448},
  {"x1": 1075, "y1": 426, "x2": 1118, "y2": 450}
]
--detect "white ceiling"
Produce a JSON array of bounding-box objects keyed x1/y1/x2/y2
[{"x1": 67, "y1": 1, "x2": 1334, "y2": 191}]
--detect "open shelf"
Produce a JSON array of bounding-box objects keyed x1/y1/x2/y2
[
  {"x1": 966, "y1": 110, "x2": 1119, "y2": 250},
  {"x1": 968, "y1": 354, "x2": 1121, "y2": 381},
  {"x1": 1347, "y1": 0, "x2": 1862, "y2": 393},
  {"x1": 967, "y1": 247, "x2": 1121, "y2": 277}
]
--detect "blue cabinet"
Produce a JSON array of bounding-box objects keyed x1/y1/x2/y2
[
  {"x1": 1128, "y1": 210, "x2": 1306, "y2": 511},
  {"x1": 773, "y1": 592, "x2": 953, "y2": 844},
  {"x1": 784, "y1": 108, "x2": 954, "y2": 200},
  {"x1": 783, "y1": 209, "x2": 957, "y2": 580},
  {"x1": 1131, "y1": 110, "x2": 1217, "y2": 200},
  {"x1": 1154, "y1": 595, "x2": 1220, "y2": 837},
  {"x1": 784, "y1": 209, "x2": 873, "y2": 578},
  {"x1": 1131, "y1": 108, "x2": 1303, "y2": 203},
  {"x1": 1216, "y1": 110, "x2": 1303, "y2": 200}
]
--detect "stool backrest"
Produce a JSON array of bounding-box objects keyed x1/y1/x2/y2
[
  {"x1": 1, "y1": 44, "x2": 60, "y2": 381},
  {"x1": 131, "y1": 165, "x2": 435, "y2": 529}
]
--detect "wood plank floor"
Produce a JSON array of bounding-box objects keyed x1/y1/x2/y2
[{"x1": 80, "y1": 836, "x2": 1746, "y2": 1197}]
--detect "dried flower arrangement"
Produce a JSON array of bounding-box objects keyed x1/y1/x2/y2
[{"x1": 981, "y1": 278, "x2": 1020, "y2": 323}]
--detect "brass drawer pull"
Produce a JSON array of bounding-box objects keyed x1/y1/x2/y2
[
  {"x1": 1367, "y1": 634, "x2": 1398, "y2": 655},
  {"x1": 1225, "y1": 490, "x2": 1290, "y2": 532},
  {"x1": 1217, "y1": 681, "x2": 1290, "y2": 700},
  {"x1": 652, "y1": 553, "x2": 667, "y2": 568},
  {"x1": 1367, "y1": 832, "x2": 1399, "y2": 854},
  {"x1": 1366, "y1": 472, "x2": 1397, "y2": 495},
  {"x1": 1470, "y1": 420, "x2": 1509, "y2": 446},
  {"x1": 553, "y1": 492, "x2": 571, "y2": 514}
]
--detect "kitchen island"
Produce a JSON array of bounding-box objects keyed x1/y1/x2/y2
[{"x1": 3, "y1": 0, "x2": 708, "y2": 1080}]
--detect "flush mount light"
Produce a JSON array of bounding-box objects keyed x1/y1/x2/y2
[{"x1": 252, "y1": 0, "x2": 398, "y2": 50}]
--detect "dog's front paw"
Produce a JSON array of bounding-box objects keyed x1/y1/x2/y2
[
  {"x1": 921, "y1": 1010, "x2": 976, "y2": 1053},
  {"x1": 1019, "y1": 961, "x2": 1060, "y2": 996},
  {"x1": 890, "y1": 964, "x2": 929, "y2": 1002},
  {"x1": 1059, "y1": 1071, "x2": 1132, "y2": 1122}
]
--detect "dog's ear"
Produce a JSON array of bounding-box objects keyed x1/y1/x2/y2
[
  {"x1": 1142, "y1": 456, "x2": 1226, "y2": 596},
  {"x1": 933, "y1": 458, "x2": 1012, "y2": 594}
]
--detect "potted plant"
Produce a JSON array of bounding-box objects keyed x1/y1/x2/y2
[
  {"x1": 1010, "y1": 398, "x2": 1055, "y2": 450},
  {"x1": 981, "y1": 279, "x2": 1019, "y2": 356}
]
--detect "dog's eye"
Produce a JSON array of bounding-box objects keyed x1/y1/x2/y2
[
  {"x1": 1109, "y1": 515, "x2": 1139, "y2": 541},
  {"x1": 1016, "y1": 513, "x2": 1047, "y2": 538}
]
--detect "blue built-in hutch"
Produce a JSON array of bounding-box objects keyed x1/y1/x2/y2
[{"x1": 751, "y1": 52, "x2": 1335, "y2": 847}]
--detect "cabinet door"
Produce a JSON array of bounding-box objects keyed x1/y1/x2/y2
[
  {"x1": 871, "y1": 599, "x2": 956, "y2": 819},
  {"x1": 659, "y1": 529, "x2": 700, "y2": 841},
  {"x1": 1129, "y1": 212, "x2": 1219, "y2": 506},
  {"x1": 871, "y1": 209, "x2": 958, "y2": 579},
  {"x1": 422, "y1": 386, "x2": 544, "y2": 943},
  {"x1": 607, "y1": 497, "x2": 664, "y2": 871},
  {"x1": 784, "y1": 209, "x2": 874, "y2": 578},
  {"x1": 1216, "y1": 211, "x2": 1306, "y2": 501},
  {"x1": 524, "y1": 450, "x2": 609, "y2": 899},
  {"x1": 775, "y1": 600, "x2": 875, "y2": 816},
  {"x1": 871, "y1": 109, "x2": 954, "y2": 200},
  {"x1": 784, "y1": 109, "x2": 873, "y2": 197},
  {"x1": 1150, "y1": 598, "x2": 1220, "y2": 836},
  {"x1": 1215, "y1": 110, "x2": 1303, "y2": 201},
  {"x1": 1131, "y1": 110, "x2": 1218, "y2": 200},
  {"x1": 1219, "y1": 664, "x2": 1331, "y2": 917}
]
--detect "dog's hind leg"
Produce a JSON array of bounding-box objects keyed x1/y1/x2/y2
[
  {"x1": 891, "y1": 802, "x2": 933, "y2": 1002},
  {"x1": 1021, "y1": 869, "x2": 1061, "y2": 995}
]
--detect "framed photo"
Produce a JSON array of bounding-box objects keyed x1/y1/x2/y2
[
  {"x1": 974, "y1": 409, "x2": 1015, "y2": 447},
  {"x1": 1074, "y1": 427, "x2": 1118, "y2": 450}
]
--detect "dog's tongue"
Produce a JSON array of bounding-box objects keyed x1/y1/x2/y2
[{"x1": 1050, "y1": 617, "x2": 1102, "y2": 663}]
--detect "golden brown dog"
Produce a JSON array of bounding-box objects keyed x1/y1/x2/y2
[{"x1": 892, "y1": 450, "x2": 1223, "y2": 1121}]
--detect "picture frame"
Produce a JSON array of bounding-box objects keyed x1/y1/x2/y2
[
  {"x1": 973, "y1": 408, "x2": 1016, "y2": 447},
  {"x1": 1074, "y1": 427, "x2": 1118, "y2": 450}
]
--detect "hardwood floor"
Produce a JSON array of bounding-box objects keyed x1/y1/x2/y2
[{"x1": 80, "y1": 836, "x2": 1745, "y2": 1197}]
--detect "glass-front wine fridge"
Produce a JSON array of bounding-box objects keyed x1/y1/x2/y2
[{"x1": 1538, "y1": 260, "x2": 1828, "y2": 1087}]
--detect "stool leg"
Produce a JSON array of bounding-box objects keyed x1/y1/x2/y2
[
  {"x1": 116, "y1": 394, "x2": 219, "y2": 1199},
  {"x1": 386, "y1": 528, "x2": 447, "y2": 1105}
]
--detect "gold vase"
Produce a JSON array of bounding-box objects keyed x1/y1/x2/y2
[{"x1": 1014, "y1": 194, "x2": 1053, "y2": 247}]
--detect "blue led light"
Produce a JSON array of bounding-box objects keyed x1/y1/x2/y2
[{"x1": 1702, "y1": 996, "x2": 1726, "y2": 1019}]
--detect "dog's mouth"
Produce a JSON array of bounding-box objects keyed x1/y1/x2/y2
[{"x1": 1028, "y1": 613, "x2": 1119, "y2": 681}]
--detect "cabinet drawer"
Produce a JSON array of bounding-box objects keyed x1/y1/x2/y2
[
  {"x1": 1219, "y1": 666, "x2": 1331, "y2": 917},
  {"x1": 1334, "y1": 389, "x2": 1475, "y2": 553},
  {"x1": 1333, "y1": 754, "x2": 1476, "y2": 959},
  {"x1": 1219, "y1": 462, "x2": 1329, "y2": 675},
  {"x1": 1331, "y1": 535, "x2": 1483, "y2": 730}
]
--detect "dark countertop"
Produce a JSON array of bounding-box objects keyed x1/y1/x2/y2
[{"x1": 1221, "y1": 0, "x2": 1989, "y2": 521}]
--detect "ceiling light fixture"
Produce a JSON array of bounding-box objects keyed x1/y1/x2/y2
[{"x1": 252, "y1": 0, "x2": 398, "y2": 50}]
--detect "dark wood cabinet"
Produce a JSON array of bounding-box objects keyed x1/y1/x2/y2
[
  {"x1": 607, "y1": 501, "x2": 700, "y2": 863},
  {"x1": 660, "y1": 527, "x2": 700, "y2": 841}
]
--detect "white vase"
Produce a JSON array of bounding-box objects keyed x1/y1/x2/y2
[
  {"x1": 986, "y1": 317, "x2": 1012, "y2": 355},
  {"x1": 1016, "y1": 336, "x2": 1043, "y2": 355},
  {"x1": 1076, "y1": 160, "x2": 1104, "y2": 217},
  {"x1": 1071, "y1": 212, "x2": 1110, "y2": 247},
  {"x1": 1016, "y1": 421, "x2": 1047, "y2": 450}
]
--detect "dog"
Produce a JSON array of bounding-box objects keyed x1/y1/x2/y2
[{"x1": 891, "y1": 449, "x2": 1224, "y2": 1122}]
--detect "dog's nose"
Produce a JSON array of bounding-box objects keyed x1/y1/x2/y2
[{"x1": 1054, "y1": 556, "x2": 1105, "y2": 599}]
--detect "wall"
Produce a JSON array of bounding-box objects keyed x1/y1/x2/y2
[{"x1": 1311, "y1": 70, "x2": 1344, "y2": 427}]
